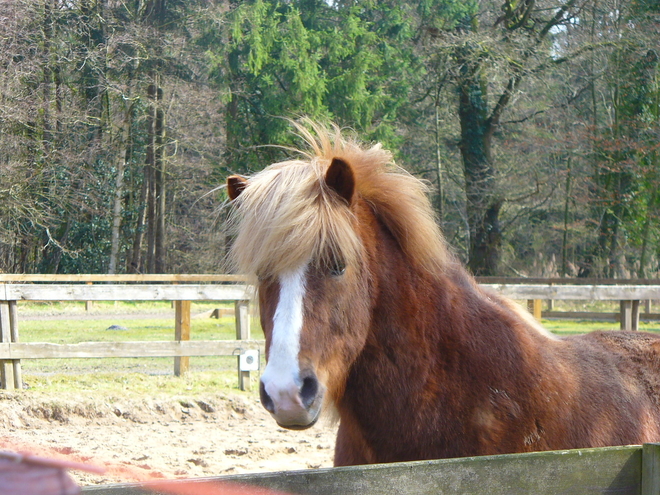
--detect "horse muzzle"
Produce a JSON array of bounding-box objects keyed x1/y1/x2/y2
[{"x1": 259, "y1": 371, "x2": 325, "y2": 430}]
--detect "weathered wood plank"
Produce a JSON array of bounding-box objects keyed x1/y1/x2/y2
[
  {"x1": 642, "y1": 443, "x2": 660, "y2": 495},
  {"x1": 483, "y1": 284, "x2": 660, "y2": 300},
  {"x1": 620, "y1": 300, "x2": 641, "y2": 331},
  {"x1": 8, "y1": 274, "x2": 656, "y2": 285},
  {"x1": 81, "y1": 445, "x2": 643, "y2": 495},
  {"x1": 542, "y1": 311, "x2": 660, "y2": 321},
  {"x1": 12, "y1": 275, "x2": 642, "y2": 286},
  {"x1": 4, "y1": 281, "x2": 660, "y2": 303},
  {"x1": 0, "y1": 340, "x2": 265, "y2": 359},
  {"x1": 1, "y1": 284, "x2": 251, "y2": 301},
  {"x1": 174, "y1": 301, "x2": 191, "y2": 376},
  {"x1": 0, "y1": 302, "x2": 13, "y2": 390},
  {"x1": 8, "y1": 301, "x2": 21, "y2": 389},
  {"x1": 527, "y1": 299, "x2": 542, "y2": 320},
  {"x1": 0, "y1": 274, "x2": 249, "y2": 283},
  {"x1": 477, "y1": 276, "x2": 660, "y2": 286}
]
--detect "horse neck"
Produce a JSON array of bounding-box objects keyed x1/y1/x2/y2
[
  {"x1": 337, "y1": 218, "x2": 558, "y2": 461},
  {"x1": 353, "y1": 223, "x2": 549, "y2": 398}
]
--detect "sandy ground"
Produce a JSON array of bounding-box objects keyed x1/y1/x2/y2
[{"x1": 0, "y1": 391, "x2": 338, "y2": 487}]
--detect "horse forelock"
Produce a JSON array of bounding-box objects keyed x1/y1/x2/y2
[
  {"x1": 227, "y1": 157, "x2": 362, "y2": 278},
  {"x1": 227, "y1": 120, "x2": 449, "y2": 278}
]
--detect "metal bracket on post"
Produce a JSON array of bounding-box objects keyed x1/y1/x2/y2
[{"x1": 239, "y1": 350, "x2": 259, "y2": 372}]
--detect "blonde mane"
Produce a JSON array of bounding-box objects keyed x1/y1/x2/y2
[{"x1": 227, "y1": 121, "x2": 449, "y2": 278}]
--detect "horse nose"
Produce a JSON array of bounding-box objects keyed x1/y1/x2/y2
[
  {"x1": 259, "y1": 380, "x2": 276, "y2": 414},
  {"x1": 300, "y1": 374, "x2": 319, "y2": 409},
  {"x1": 259, "y1": 371, "x2": 323, "y2": 429}
]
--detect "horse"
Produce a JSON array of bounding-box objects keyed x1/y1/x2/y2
[{"x1": 225, "y1": 121, "x2": 660, "y2": 466}]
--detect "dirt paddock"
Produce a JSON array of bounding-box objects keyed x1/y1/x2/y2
[{"x1": 0, "y1": 391, "x2": 337, "y2": 486}]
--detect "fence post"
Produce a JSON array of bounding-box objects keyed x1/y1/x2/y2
[
  {"x1": 642, "y1": 443, "x2": 660, "y2": 495},
  {"x1": 620, "y1": 300, "x2": 640, "y2": 331},
  {"x1": 174, "y1": 300, "x2": 191, "y2": 376},
  {"x1": 0, "y1": 302, "x2": 15, "y2": 390},
  {"x1": 85, "y1": 281, "x2": 94, "y2": 311},
  {"x1": 235, "y1": 300, "x2": 251, "y2": 390},
  {"x1": 8, "y1": 301, "x2": 21, "y2": 389},
  {"x1": 527, "y1": 299, "x2": 542, "y2": 321}
]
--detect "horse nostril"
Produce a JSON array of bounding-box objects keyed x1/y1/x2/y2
[
  {"x1": 300, "y1": 375, "x2": 319, "y2": 410},
  {"x1": 259, "y1": 381, "x2": 275, "y2": 414}
]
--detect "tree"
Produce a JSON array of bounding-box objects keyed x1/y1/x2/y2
[
  {"x1": 203, "y1": 0, "x2": 422, "y2": 173},
  {"x1": 422, "y1": 0, "x2": 612, "y2": 275},
  {"x1": 0, "y1": 0, "x2": 658, "y2": 278},
  {"x1": 578, "y1": 0, "x2": 660, "y2": 277},
  {"x1": 0, "y1": 0, "x2": 226, "y2": 274}
]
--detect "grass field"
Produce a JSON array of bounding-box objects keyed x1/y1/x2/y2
[
  {"x1": 8, "y1": 300, "x2": 660, "y2": 397},
  {"x1": 13, "y1": 301, "x2": 264, "y2": 396}
]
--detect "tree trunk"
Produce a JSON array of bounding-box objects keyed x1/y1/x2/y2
[
  {"x1": 638, "y1": 196, "x2": 655, "y2": 278},
  {"x1": 108, "y1": 102, "x2": 134, "y2": 274},
  {"x1": 434, "y1": 101, "x2": 444, "y2": 226},
  {"x1": 457, "y1": 54, "x2": 502, "y2": 276},
  {"x1": 561, "y1": 159, "x2": 572, "y2": 277},
  {"x1": 154, "y1": 84, "x2": 166, "y2": 273},
  {"x1": 128, "y1": 173, "x2": 148, "y2": 274},
  {"x1": 144, "y1": 79, "x2": 165, "y2": 273},
  {"x1": 145, "y1": 84, "x2": 156, "y2": 273}
]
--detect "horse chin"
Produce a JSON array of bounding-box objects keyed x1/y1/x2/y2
[
  {"x1": 272, "y1": 403, "x2": 322, "y2": 430},
  {"x1": 271, "y1": 400, "x2": 323, "y2": 431},
  {"x1": 276, "y1": 414, "x2": 319, "y2": 431}
]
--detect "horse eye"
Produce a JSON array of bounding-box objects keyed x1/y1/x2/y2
[{"x1": 329, "y1": 259, "x2": 346, "y2": 277}]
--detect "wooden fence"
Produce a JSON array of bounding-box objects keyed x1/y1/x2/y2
[
  {"x1": 80, "y1": 443, "x2": 660, "y2": 495},
  {"x1": 0, "y1": 275, "x2": 261, "y2": 391},
  {"x1": 477, "y1": 277, "x2": 660, "y2": 331},
  {"x1": 2, "y1": 275, "x2": 660, "y2": 391}
]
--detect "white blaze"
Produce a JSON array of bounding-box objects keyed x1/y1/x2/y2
[{"x1": 261, "y1": 265, "x2": 307, "y2": 407}]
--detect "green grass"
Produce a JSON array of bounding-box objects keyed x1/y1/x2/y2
[
  {"x1": 542, "y1": 319, "x2": 660, "y2": 336},
  {"x1": 21, "y1": 316, "x2": 239, "y2": 343},
  {"x1": 17, "y1": 300, "x2": 201, "y2": 316},
  {"x1": 12, "y1": 301, "x2": 264, "y2": 396},
  {"x1": 21, "y1": 371, "x2": 254, "y2": 398}
]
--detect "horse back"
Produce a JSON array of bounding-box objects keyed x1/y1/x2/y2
[
  {"x1": 545, "y1": 330, "x2": 660, "y2": 448},
  {"x1": 571, "y1": 330, "x2": 660, "y2": 391},
  {"x1": 572, "y1": 330, "x2": 660, "y2": 376}
]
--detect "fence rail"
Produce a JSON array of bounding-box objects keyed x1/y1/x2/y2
[
  {"x1": 480, "y1": 282, "x2": 660, "y2": 331},
  {"x1": 81, "y1": 443, "x2": 660, "y2": 495},
  {"x1": 0, "y1": 283, "x2": 250, "y2": 301},
  {"x1": 0, "y1": 274, "x2": 249, "y2": 283},
  {"x1": 476, "y1": 276, "x2": 660, "y2": 285},
  {"x1": 481, "y1": 283, "x2": 660, "y2": 300},
  {"x1": 0, "y1": 340, "x2": 264, "y2": 359}
]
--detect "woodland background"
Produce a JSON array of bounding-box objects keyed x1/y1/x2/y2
[{"x1": 0, "y1": 0, "x2": 658, "y2": 277}]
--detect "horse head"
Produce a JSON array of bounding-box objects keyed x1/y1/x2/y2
[
  {"x1": 228, "y1": 157, "x2": 374, "y2": 429},
  {"x1": 226, "y1": 122, "x2": 447, "y2": 430}
]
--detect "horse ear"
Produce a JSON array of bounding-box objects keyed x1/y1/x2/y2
[
  {"x1": 227, "y1": 175, "x2": 248, "y2": 201},
  {"x1": 325, "y1": 158, "x2": 355, "y2": 205}
]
